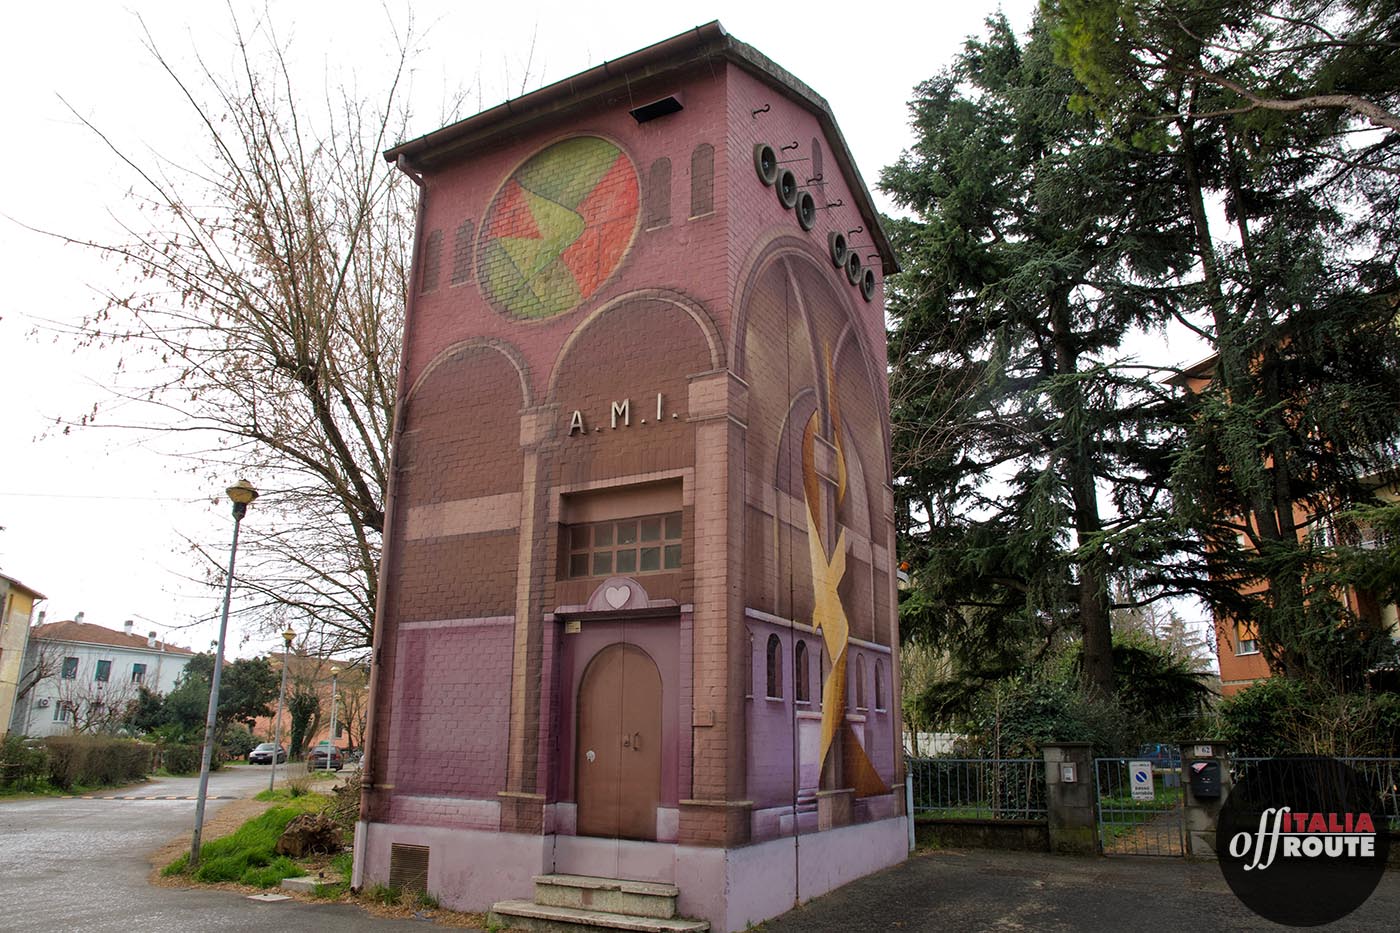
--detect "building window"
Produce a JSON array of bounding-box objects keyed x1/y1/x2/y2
[
  {"x1": 855, "y1": 655, "x2": 867, "y2": 711},
  {"x1": 95, "y1": 659, "x2": 112, "y2": 683},
  {"x1": 1235, "y1": 622, "x2": 1260, "y2": 656},
  {"x1": 766, "y1": 634, "x2": 783, "y2": 699},
  {"x1": 565, "y1": 512, "x2": 682, "y2": 578},
  {"x1": 644, "y1": 157, "x2": 671, "y2": 229},
  {"x1": 61, "y1": 657, "x2": 78, "y2": 680},
  {"x1": 810, "y1": 137, "x2": 824, "y2": 184},
  {"x1": 131, "y1": 663, "x2": 147, "y2": 685},
  {"x1": 795, "y1": 640, "x2": 810, "y2": 703},
  {"x1": 875, "y1": 659, "x2": 886, "y2": 712},
  {"x1": 450, "y1": 219, "x2": 475, "y2": 285},
  {"x1": 420, "y1": 229, "x2": 443, "y2": 292},
  {"x1": 53, "y1": 701, "x2": 68, "y2": 722},
  {"x1": 745, "y1": 635, "x2": 754, "y2": 698},
  {"x1": 690, "y1": 143, "x2": 714, "y2": 217}
]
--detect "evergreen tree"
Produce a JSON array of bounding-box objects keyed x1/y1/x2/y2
[
  {"x1": 1049, "y1": 0, "x2": 1400, "y2": 688},
  {"x1": 883, "y1": 14, "x2": 1200, "y2": 696}
]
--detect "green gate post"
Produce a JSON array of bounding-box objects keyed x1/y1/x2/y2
[
  {"x1": 1182, "y1": 741, "x2": 1232, "y2": 859},
  {"x1": 1042, "y1": 742, "x2": 1097, "y2": 855}
]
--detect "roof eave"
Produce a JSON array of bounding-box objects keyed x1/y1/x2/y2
[{"x1": 383, "y1": 22, "x2": 898, "y2": 276}]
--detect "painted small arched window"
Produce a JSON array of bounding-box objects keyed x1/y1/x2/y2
[
  {"x1": 645, "y1": 157, "x2": 671, "y2": 229},
  {"x1": 766, "y1": 633, "x2": 783, "y2": 699},
  {"x1": 875, "y1": 659, "x2": 886, "y2": 711},
  {"x1": 855, "y1": 653, "x2": 867, "y2": 711},
  {"x1": 745, "y1": 635, "x2": 754, "y2": 698},
  {"x1": 810, "y1": 137, "x2": 824, "y2": 185},
  {"x1": 795, "y1": 640, "x2": 810, "y2": 703},
  {"x1": 450, "y1": 219, "x2": 475, "y2": 285},
  {"x1": 690, "y1": 143, "x2": 714, "y2": 217},
  {"x1": 420, "y1": 229, "x2": 443, "y2": 293}
]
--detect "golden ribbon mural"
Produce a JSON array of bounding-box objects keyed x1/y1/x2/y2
[{"x1": 801, "y1": 350, "x2": 889, "y2": 799}]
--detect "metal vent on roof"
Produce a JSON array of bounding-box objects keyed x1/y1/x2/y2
[
  {"x1": 388, "y1": 843, "x2": 430, "y2": 895},
  {"x1": 629, "y1": 94, "x2": 683, "y2": 123}
]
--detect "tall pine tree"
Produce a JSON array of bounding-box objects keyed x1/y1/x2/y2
[
  {"x1": 1049, "y1": 0, "x2": 1400, "y2": 688},
  {"x1": 883, "y1": 14, "x2": 1200, "y2": 700}
]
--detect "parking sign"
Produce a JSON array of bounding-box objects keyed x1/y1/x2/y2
[{"x1": 1130, "y1": 760, "x2": 1154, "y2": 801}]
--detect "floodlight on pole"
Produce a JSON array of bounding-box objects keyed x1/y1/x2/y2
[
  {"x1": 189, "y1": 479, "x2": 258, "y2": 869},
  {"x1": 269, "y1": 625, "x2": 295, "y2": 794},
  {"x1": 326, "y1": 666, "x2": 340, "y2": 772}
]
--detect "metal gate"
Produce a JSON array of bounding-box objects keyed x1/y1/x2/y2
[{"x1": 1094, "y1": 749, "x2": 1186, "y2": 856}]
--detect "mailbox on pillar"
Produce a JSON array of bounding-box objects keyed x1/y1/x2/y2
[{"x1": 1189, "y1": 760, "x2": 1222, "y2": 799}]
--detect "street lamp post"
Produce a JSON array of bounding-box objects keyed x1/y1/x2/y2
[
  {"x1": 269, "y1": 625, "x2": 295, "y2": 794},
  {"x1": 325, "y1": 666, "x2": 339, "y2": 772},
  {"x1": 189, "y1": 479, "x2": 258, "y2": 870}
]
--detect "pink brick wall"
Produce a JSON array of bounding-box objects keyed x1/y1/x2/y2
[{"x1": 387, "y1": 620, "x2": 513, "y2": 797}]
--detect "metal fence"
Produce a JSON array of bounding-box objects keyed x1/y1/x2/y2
[
  {"x1": 907, "y1": 757, "x2": 1047, "y2": 821},
  {"x1": 1095, "y1": 755, "x2": 1186, "y2": 856},
  {"x1": 1232, "y1": 757, "x2": 1400, "y2": 832}
]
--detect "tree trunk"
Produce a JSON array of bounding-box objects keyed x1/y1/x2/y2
[{"x1": 1049, "y1": 291, "x2": 1114, "y2": 697}]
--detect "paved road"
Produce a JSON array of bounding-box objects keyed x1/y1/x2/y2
[
  {"x1": 0, "y1": 765, "x2": 426, "y2": 933},
  {"x1": 758, "y1": 847, "x2": 1400, "y2": 932}
]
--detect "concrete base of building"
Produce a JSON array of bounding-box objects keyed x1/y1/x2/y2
[{"x1": 359, "y1": 815, "x2": 908, "y2": 933}]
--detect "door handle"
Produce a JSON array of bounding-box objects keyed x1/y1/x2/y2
[{"x1": 632, "y1": 732, "x2": 641, "y2": 751}]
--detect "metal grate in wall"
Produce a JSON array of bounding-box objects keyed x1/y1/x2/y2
[{"x1": 388, "y1": 843, "x2": 430, "y2": 894}]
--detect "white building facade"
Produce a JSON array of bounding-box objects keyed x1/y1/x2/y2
[{"x1": 9, "y1": 618, "x2": 193, "y2": 737}]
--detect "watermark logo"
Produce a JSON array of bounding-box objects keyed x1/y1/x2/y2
[{"x1": 1216, "y1": 757, "x2": 1391, "y2": 926}]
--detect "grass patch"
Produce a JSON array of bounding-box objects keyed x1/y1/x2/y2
[
  {"x1": 365, "y1": 883, "x2": 402, "y2": 906},
  {"x1": 311, "y1": 851, "x2": 355, "y2": 899},
  {"x1": 253, "y1": 775, "x2": 315, "y2": 802},
  {"x1": 163, "y1": 793, "x2": 329, "y2": 886}
]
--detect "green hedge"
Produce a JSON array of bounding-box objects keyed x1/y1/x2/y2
[
  {"x1": 42, "y1": 736, "x2": 154, "y2": 789},
  {"x1": 159, "y1": 743, "x2": 210, "y2": 775},
  {"x1": 0, "y1": 736, "x2": 50, "y2": 789}
]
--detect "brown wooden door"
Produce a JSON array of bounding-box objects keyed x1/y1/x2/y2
[{"x1": 576, "y1": 643, "x2": 662, "y2": 841}]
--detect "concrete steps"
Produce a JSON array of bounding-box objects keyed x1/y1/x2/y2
[{"x1": 489, "y1": 874, "x2": 709, "y2": 933}]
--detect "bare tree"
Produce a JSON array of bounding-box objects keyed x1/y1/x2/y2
[
  {"x1": 13, "y1": 638, "x2": 62, "y2": 707},
  {"x1": 56, "y1": 677, "x2": 140, "y2": 736},
  {"x1": 46, "y1": 9, "x2": 440, "y2": 653}
]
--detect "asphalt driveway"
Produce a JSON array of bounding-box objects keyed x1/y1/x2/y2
[
  {"x1": 757, "y1": 847, "x2": 1400, "y2": 932},
  {"x1": 0, "y1": 765, "x2": 426, "y2": 933}
]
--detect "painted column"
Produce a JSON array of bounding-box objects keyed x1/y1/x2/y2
[
  {"x1": 678, "y1": 369, "x2": 752, "y2": 846},
  {"x1": 500, "y1": 403, "x2": 559, "y2": 834}
]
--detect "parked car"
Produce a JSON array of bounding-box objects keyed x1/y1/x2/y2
[
  {"x1": 248, "y1": 743, "x2": 287, "y2": 765},
  {"x1": 307, "y1": 743, "x2": 344, "y2": 771},
  {"x1": 1135, "y1": 743, "x2": 1182, "y2": 768}
]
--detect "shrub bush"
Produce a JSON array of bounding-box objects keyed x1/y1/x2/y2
[
  {"x1": 42, "y1": 736, "x2": 154, "y2": 789},
  {"x1": 159, "y1": 743, "x2": 206, "y2": 775},
  {"x1": 1215, "y1": 680, "x2": 1400, "y2": 757},
  {"x1": 0, "y1": 736, "x2": 50, "y2": 790},
  {"x1": 222, "y1": 724, "x2": 257, "y2": 760}
]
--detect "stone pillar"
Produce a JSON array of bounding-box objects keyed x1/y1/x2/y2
[
  {"x1": 1182, "y1": 740, "x2": 1232, "y2": 859},
  {"x1": 1041, "y1": 742, "x2": 1097, "y2": 855}
]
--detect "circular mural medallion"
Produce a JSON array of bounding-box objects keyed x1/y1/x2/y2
[{"x1": 476, "y1": 137, "x2": 639, "y2": 321}]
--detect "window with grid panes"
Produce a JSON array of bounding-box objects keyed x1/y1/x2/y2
[{"x1": 566, "y1": 512, "x2": 682, "y2": 578}]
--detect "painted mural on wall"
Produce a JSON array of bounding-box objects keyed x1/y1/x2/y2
[
  {"x1": 477, "y1": 136, "x2": 639, "y2": 320},
  {"x1": 804, "y1": 351, "x2": 890, "y2": 800}
]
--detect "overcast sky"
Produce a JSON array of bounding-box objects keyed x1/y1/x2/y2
[{"x1": 0, "y1": 0, "x2": 1208, "y2": 661}]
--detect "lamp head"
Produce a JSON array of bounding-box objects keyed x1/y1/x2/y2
[
  {"x1": 282, "y1": 627, "x2": 295, "y2": 647},
  {"x1": 226, "y1": 479, "x2": 259, "y2": 519},
  {"x1": 330, "y1": 666, "x2": 340, "y2": 676},
  {"x1": 226, "y1": 479, "x2": 259, "y2": 505}
]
